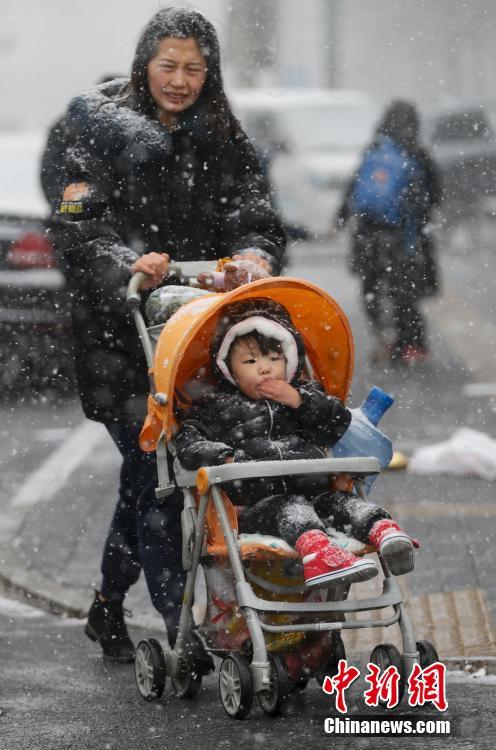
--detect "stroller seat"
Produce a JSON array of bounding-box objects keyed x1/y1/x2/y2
[
  {"x1": 200, "y1": 487, "x2": 374, "y2": 561},
  {"x1": 203, "y1": 490, "x2": 299, "y2": 560}
]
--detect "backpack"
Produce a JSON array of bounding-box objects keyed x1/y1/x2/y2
[{"x1": 350, "y1": 136, "x2": 421, "y2": 225}]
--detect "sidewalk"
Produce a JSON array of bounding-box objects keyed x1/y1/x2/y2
[
  {"x1": 0, "y1": 421, "x2": 164, "y2": 631},
  {"x1": 2, "y1": 423, "x2": 496, "y2": 664}
]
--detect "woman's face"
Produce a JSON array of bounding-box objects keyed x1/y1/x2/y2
[{"x1": 147, "y1": 36, "x2": 207, "y2": 126}]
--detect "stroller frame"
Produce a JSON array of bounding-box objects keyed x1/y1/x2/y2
[
  {"x1": 127, "y1": 265, "x2": 423, "y2": 716},
  {"x1": 173, "y1": 456, "x2": 419, "y2": 695}
]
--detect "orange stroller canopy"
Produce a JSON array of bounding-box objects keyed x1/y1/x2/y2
[{"x1": 141, "y1": 277, "x2": 354, "y2": 448}]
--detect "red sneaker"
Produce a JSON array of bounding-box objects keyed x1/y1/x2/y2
[
  {"x1": 369, "y1": 519, "x2": 415, "y2": 575},
  {"x1": 295, "y1": 530, "x2": 378, "y2": 588},
  {"x1": 401, "y1": 345, "x2": 429, "y2": 364}
]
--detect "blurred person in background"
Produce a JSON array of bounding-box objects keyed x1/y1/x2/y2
[
  {"x1": 335, "y1": 99, "x2": 442, "y2": 364},
  {"x1": 40, "y1": 6, "x2": 285, "y2": 663}
]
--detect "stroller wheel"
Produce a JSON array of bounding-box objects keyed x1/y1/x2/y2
[
  {"x1": 292, "y1": 677, "x2": 309, "y2": 692},
  {"x1": 369, "y1": 643, "x2": 406, "y2": 706},
  {"x1": 416, "y1": 640, "x2": 439, "y2": 668},
  {"x1": 172, "y1": 649, "x2": 203, "y2": 699},
  {"x1": 219, "y1": 653, "x2": 254, "y2": 720},
  {"x1": 315, "y1": 633, "x2": 346, "y2": 686},
  {"x1": 134, "y1": 638, "x2": 166, "y2": 701},
  {"x1": 258, "y1": 654, "x2": 291, "y2": 716}
]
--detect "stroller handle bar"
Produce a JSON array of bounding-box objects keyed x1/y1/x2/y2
[
  {"x1": 194, "y1": 456, "x2": 380, "y2": 494},
  {"x1": 126, "y1": 260, "x2": 219, "y2": 307},
  {"x1": 126, "y1": 271, "x2": 148, "y2": 307},
  {"x1": 125, "y1": 260, "x2": 219, "y2": 371}
]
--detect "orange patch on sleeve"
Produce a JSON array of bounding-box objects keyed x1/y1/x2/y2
[{"x1": 62, "y1": 182, "x2": 90, "y2": 201}]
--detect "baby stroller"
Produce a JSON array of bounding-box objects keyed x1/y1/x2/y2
[{"x1": 127, "y1": 263, "x2": 435, "y2": 719}]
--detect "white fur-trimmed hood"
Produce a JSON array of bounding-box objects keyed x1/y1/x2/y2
[
  {"x1": 216, "y1": 315, "x2": 299, "y2": 385},
  {"x1": 210, "y1": 298, "x2": 305, "y2": 388}
]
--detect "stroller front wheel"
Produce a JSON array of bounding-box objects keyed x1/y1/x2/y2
[
  {"x1": 134, "y1": 638, "x2": 166, "y2": 701},
  {"x1": 369, "y1": 642, "x2": 406, "y2": 706},
  {"x1": 258, "y1": 654, "x2": 291, "y2": 716},
  {"x1": 315, "y1": 633, "x2": 346, "y2": 686},
  {"x1": 219, "y1": 653, "x2": 254, "y2": 719},
  {"x1": 172, "y1": 649, "x2": 203, "y2": 699},
  {"x1": 416, "y1": 640, "x2": 439, "y2": 668}
]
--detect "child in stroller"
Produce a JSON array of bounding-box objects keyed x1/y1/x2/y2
[
  {"x1": 175, "y1": 297, "x2": 415, "y2": 586},
  {"x1": 129, "y1": 268, "x2": 433, "y2": 719}
]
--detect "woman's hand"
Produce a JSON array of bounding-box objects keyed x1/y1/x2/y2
[
  {"x1": 232, "y1": 252, "x2": 272, "y2": 273},
  {"x1": 223, "y1": 259, "x2": 270, "y2": 290},
  {"x1": 132, "y1": 252, "x2": 170, "y2": 290},
  {"x1": 257, "y1": 379, "x2": 302, "y2": 408},
  {"x1": 197, "y1": 259, "x2": 270, "y2": 292}
]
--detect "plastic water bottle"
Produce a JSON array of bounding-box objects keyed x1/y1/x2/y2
[{"x1": 332, "y1": 386, "x2": 394, "y2": 493}]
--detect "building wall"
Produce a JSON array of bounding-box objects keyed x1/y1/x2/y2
[
  {"x1": 225, "y1": 0, "x2": 334, "y2": 90},
  {"x1": 337, "y1": 0, "x2": 496, "y2": 109},
  {"x1": 3, "y1": 0, "x2": 494, "y2": 131},
  {"x1": 274, "y1": 0, "x2": 333, "y2": 88},
  {"x1": 226, "y1": 0, "x2": 496, "y2": 107}
]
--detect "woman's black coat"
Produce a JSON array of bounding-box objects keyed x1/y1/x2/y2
[{"x1": 41, "y1": 80, "x2": 286, "y2": 423}]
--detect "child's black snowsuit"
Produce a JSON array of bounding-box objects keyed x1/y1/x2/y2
[{"x1": 175, "y1": 299, "x2": 390, "y2": 547}]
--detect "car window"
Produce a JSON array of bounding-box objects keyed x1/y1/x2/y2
[
  {"x1": 283, "y1": 102, "x2": 379, "y2": 152},
  {"x1": 0, "y1": 134, "x2": 47, "y2": 216},
  {"x1": 431, "y1": 111, "x2": 492, "y2": 142},
  {"x1": 241, "y1": 111, "x2": 284, "y2": 152}
]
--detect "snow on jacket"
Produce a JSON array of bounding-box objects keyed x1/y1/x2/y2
[
  {"x1": 41, "y1": 80, "x2": 286, "y2": 423},
  {"x1": 175, "y1": 297, "x2": 351, "y2": 503}
]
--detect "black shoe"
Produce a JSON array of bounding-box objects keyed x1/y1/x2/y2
[{"x1": 84, "y1": 591, "x2": 135, "y2": 663}]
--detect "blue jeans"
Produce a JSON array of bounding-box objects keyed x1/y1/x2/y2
[{"x1": 101, "y1": 423, "x2": 185, "y2": 638}]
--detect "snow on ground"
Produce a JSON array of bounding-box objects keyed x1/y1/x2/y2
[
  {"x1": 2, "y1": 596, "x2": 496, "y2": 684},
  {"x1": 447, "y1": 668, "x2": 496, "y2": 685},
  {"x1": 0, "y1": 595, "x2": 46, "y2": 618}
]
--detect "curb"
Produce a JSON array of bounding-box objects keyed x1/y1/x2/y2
[
  {"x1": 0, "y1": 543, "x2": 90, "y2": 619},
  {"x1": 443, "y1": 656, "x2": 496, "y2": 675},
  {"x1": 0, "y1": 543, "x2": 164, "y2": 632},
  {"x1": 2, "y1": 551, "x2": 496, "y2": 672}
]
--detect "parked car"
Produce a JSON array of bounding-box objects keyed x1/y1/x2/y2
[
  {"x1": 229, "y1": 88, "x2": 379, "y2": 237},
  {"x1": 424, "y1": 100, "x2": 496, "y2": 218},
  {"x1": 0, "y1": 131, "x2": 73, "y2": 393}
]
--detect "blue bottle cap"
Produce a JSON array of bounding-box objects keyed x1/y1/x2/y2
[{"x1": 362, "y1": 386, "x2": 394, "y2": 426}]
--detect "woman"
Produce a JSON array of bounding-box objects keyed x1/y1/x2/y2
[
  {"x1": 42, "y1": 7, "x2": 286, "y2": 661},
  {"x1": 336, "y1": 99, "x2": 441, "y2": 364}
]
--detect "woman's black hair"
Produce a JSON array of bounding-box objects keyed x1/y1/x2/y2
[
  {"x1": 376, "y1": 99, "x2": 420, "y2": 150},
  {"x1": 121, "y1": 6, "x2": 240, "y2": 142}
]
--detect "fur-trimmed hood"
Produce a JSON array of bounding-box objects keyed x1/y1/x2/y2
[
  {"x1": 66, "y1": 78, "x2": 219, "y2": 166},
  {"x1": 211, "y1": 298, "x2": 306, "y2": 388},
  {"x1": 68, "y1": 79, "x2": 171, "y2": 159}
]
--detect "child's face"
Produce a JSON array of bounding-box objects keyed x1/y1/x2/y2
[{"x1": 229, "y1": 340, "x2": 286, "y2": 400}]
